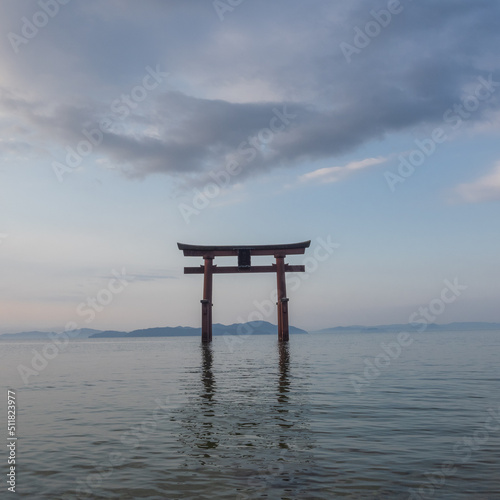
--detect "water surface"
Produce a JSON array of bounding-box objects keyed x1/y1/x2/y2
[{"x1": 1, "y1": 330, "x2": 499, "y2": 499}]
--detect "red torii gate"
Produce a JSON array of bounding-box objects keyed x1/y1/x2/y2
[{"x1": 178, "y1": 241, "x2": 311, "y2": 342}]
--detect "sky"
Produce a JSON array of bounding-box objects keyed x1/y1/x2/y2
[{"x1": 1, "y1": 0, "x2": 500, "y2": 334}]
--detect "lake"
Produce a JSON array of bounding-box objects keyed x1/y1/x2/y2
[{"x1": 1, "y1": 329, "x2": 499, "y2": 499}]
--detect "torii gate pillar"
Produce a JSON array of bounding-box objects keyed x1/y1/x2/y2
[
  {"x1": 201, "y1": 256, "x2": 213, "y2": 342},
  {"x1": 178, "y1": 241, "x2": 311, "y2": 342},
  {"x1": 275, "y1": 256, "x2": 289, "y2": 341}
]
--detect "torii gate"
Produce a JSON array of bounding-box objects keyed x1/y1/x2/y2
[{"x1": 178, "y1": 241, "x2": 311, "y2": 342}]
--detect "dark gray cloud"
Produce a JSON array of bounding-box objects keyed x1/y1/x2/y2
[{"x1": 1, "y1": 0, "x2": 499, "y2": 183}]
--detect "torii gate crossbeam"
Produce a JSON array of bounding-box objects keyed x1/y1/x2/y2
[{"x1": 178, "y1": 241, "x2": 311, "y2": 342}]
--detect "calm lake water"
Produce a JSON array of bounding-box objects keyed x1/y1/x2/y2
[{"x1": 1, "y1": 330, "x2": 500, "y2": 499}]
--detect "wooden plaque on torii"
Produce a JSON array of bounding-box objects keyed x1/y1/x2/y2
[{"x1": 177, "y1": 241, "x2": 311, "y2": 342}]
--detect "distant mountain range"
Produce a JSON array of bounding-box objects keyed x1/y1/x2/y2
[
  {"x1": 90, "y1": 321, "x2": 307, "y2": 338},
  {"x1": 0, "y1": 322, "x2": 307, "y2": 340},
  {"x1": 314, "y1": 322, "x2": 500, "y2": 333},
  {"x1": 1, "y1": 322, "x2": 499, "y2": 340},
  {"x1": 0, "y1": 328, "x2": 101, "y2": 340}
]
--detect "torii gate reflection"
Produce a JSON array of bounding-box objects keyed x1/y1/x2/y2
[{"x1": 178, "y1": 241, "x2": 311, "y2": 342}]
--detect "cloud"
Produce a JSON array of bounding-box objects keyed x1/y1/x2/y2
[
  {"x1": 454, "y1": 162, "x2": 500, "y2": 203},
  {"x1": 0, "y1": 0, "x2": 500, "y2": 184},
  {"x1": 121, "y1": 272, "x2": 177, "y2": 282},
  {"x1": 299, "y1": 157, "x2": 387, "y2": 184}
]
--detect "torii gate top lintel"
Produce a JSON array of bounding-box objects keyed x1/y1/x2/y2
[
  {"x1": 178, "y1": 241, "x2": 311, "y2": 342},
  {"x1": 177, "y1": 240, "x2": 311, "y2": 257}
]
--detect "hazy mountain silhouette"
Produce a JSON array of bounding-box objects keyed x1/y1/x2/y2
[
  {"x1": 0, "y1": 328, "x2": 101, "y2": 340},
  {"x1": 90, "y1": 321, "x2": 308, "y2": 338},
  {"x1": 2, "y1": 322, "x2": 499, "y2": 340},
  {"x1": 314, "y1": 322, "x2": 500, "y2": 333}
]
